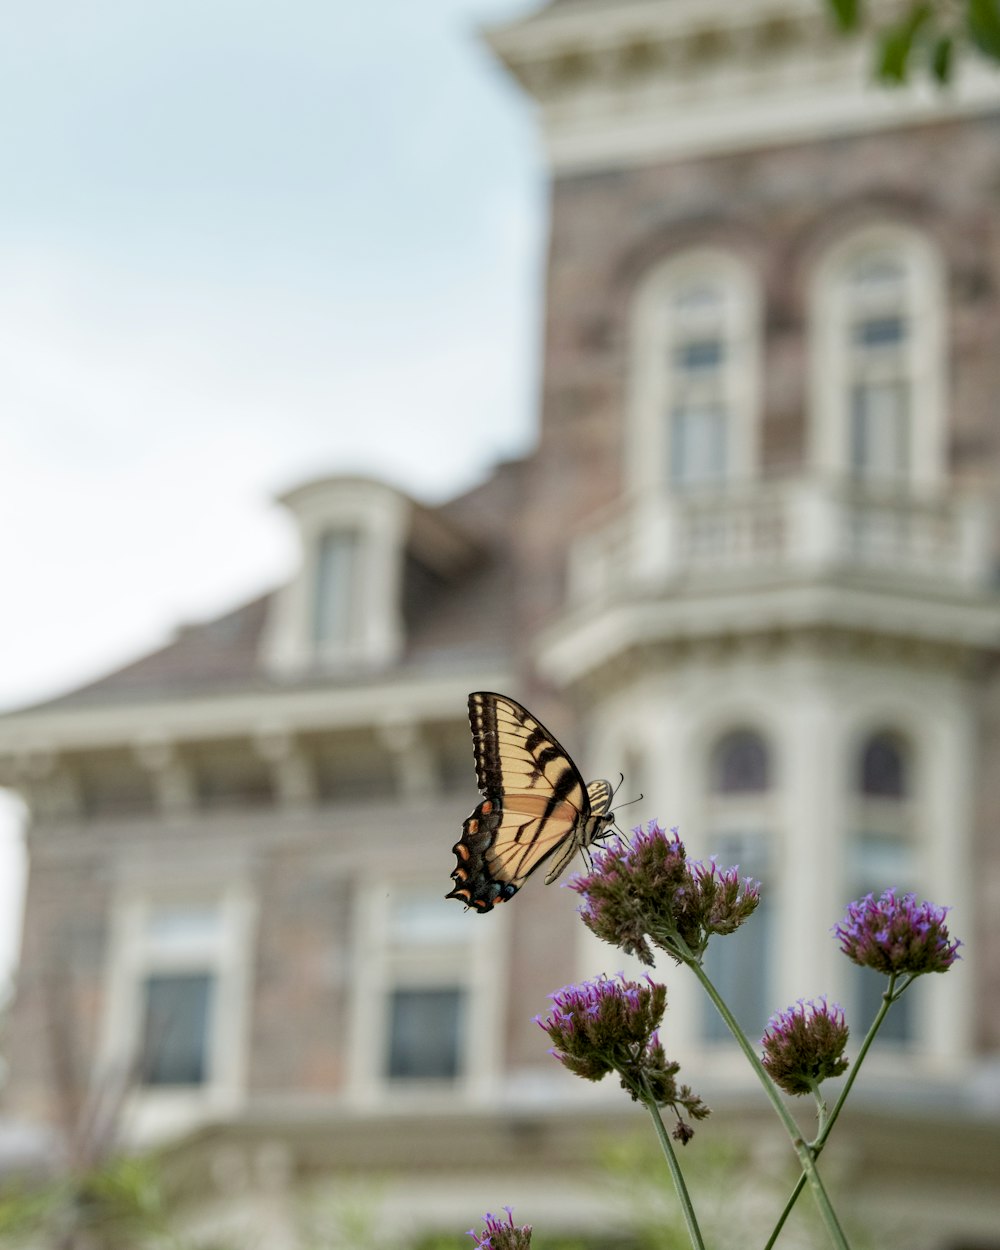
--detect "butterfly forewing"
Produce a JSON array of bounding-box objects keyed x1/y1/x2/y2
[{"x1": 447, "y1": 692, "x2": 614, "y2": 912}]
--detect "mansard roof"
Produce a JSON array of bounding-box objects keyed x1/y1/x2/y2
[{"x1": 13, "y1": 460, "x2": 524, "y2": 714}]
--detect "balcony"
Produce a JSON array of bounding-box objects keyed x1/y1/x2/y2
[{"x1": 540, "y1": 477, "x2": 1000, "y2": 686}]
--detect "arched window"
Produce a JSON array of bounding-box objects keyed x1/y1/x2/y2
[
  {"x1": 847, "y1": 728, "x2": 918, "y2": 1043},
  {"x1": 858, "y1": 731, "x2": 907, "y2": 799},
  {"x1": 703, "y1": 727, "x2": 774, "y2": 1042},
  {"x1": 712, "y1": 729, "x2": 770, "y2": 794},
  {"x1": 810, "y1": 225, "x2": 945, "y2": 487},
  {"x1": 627, "y1": 250, "x2": 760, "y2": 494}
]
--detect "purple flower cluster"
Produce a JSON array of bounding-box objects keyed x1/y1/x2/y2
[
  {"x1": 467, "y1": 1208, "x2": 532, "y2": 1249},
  {"x1": 570, "y1": 822, "x2": 760, "y2": 965},
  {"x1": 834, "y1": 890, "x2": 961, "y2": 977},
  {"x1": 535, "y1": 973, "x2": 709, "y2": 1140},
  {"x1": 761, "y1": 998, "x2": 850, "y2": 1097}
]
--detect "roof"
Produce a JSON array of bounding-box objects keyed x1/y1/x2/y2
[{"x1": 11, "y1": 462, "x2": 525, "y2": 714}]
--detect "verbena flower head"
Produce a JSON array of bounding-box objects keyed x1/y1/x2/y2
[
  {"x1": 834, "y1": 890, "x2": 961, "y2": 977},
  {"x1": 467, "y1": 1207, "x2": 532, "y2": 1249},
  {"x1": 570, "y1": 822, "x2": 760, "y2": 965},
  {"x1": 535, "y1": 973, "x2": 709, "y2": 1141},
  {"x1": 761, "y1": 998, "x2": 849, "y2": 1096}
]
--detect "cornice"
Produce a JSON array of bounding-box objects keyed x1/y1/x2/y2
[
  {"x1": 536, "y1": 581, "x2": 1000, "y2": 691},
  {"x1": 0, "y1": 668, "x2": 512, "y2": 761},
  {"x1": 486, "y1": 0, "x2": 1000, "y2": 173}
]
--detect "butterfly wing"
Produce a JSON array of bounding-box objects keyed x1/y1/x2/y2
[{"x1": 446, "y1": 692, "x2": 613, "y2": 913}]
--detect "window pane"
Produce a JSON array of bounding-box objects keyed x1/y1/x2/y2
[
  {"x1": 855, "y1": 964, "x2": 911, "y2": 1042},
  {"x1": 386, "y1": 987, "x2": 464, "y2": 1080},
  {"x1": 847, "y1": 830, "x2": 917, "y2": 1044},
  {"x1": 672, "y1": 282, "x2": 723, "y2": 316},
  {"x1": 675, "y1": 338, "x2": 724, "y2": 373},
  {"x1": 849, "y1": 252, "x2": 904, "y2": 290},
  {"x1": 145, "y1": 905, "x2": 222, "y2": 954},
  {"x1": 702, "y1": 834, "x2": 771, "y2": 1042},
  {"x1": 850, "y1": 381, "x2": 909, "y2": 478},
  {"x1": 671, "y1": 405, "x2": 727, "y2": 486},
  {"x1": 853, "y1": 315, "x2": 906, "y2": 348},
  {"x1": 858, "y1": 734, "x2": 907, "y2": 799},
  {"x1": 313, "y1": 529, "x2": 358, "y2": 645},
  {"x1": 713, "y1": 731, "x2": 770, "y2": 794},
  {"x1": 141, "y1": 973, "x2": 213, "y2": 1086}
]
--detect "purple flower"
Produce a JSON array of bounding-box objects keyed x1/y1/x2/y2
[
  {"x1": 535, "y1": 973, "x2": 709, "y2": 1140},
  {"x1": 570, "y1": 822, "x2": 760, "y2": 965},
  {"x1": 761, "y1": 998, "x2": 850, "y2": 1096},
  {"x1": 834, "y1": 890, "x2": 961, "y2": 977},
  {"x1": 466, "y1": 1207, "x2": 532, "y2": 1249}
]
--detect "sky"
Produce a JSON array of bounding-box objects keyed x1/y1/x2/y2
[{"x1": 0, "y1": 0, "x2": 545, "y2": 986}]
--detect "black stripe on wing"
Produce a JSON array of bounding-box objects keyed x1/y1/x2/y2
[{"x1": 449, "y1": 692, "x2": 606, "y2": 912}]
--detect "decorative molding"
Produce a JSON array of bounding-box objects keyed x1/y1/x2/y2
[
  {"x1": 486, "y1": 0, "x2": 1000, "y2": 173},
  {"x1": 0, "y1": 671, "x2": 513, "y2": 758}
]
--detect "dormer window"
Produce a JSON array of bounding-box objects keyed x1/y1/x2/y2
[
  {"x1": 313, "y1": 527, "x2": 360, "y2": 648},
  {"x1": 261, "y1": 475, "x2": 480, "y2": 679}
]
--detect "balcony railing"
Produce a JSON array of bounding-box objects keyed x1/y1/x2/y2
[{"x1": 567, "y1": 478, "x2": 994, "y2": 606}]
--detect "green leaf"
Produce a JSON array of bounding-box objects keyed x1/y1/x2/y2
[
  {"x1": 827, "y1": 0, "x2": 862, "y2": 31},
  {"x1": 931, "y1": 33, "x2": 955, "y2": 81},
  {"x1": 876, "y1": 3, "x2": 933, "y2": 83},
  {"x1": 878, "y1": 29, "x2": 915, "y2": 81},
  {"x1": 968, "y1": 0, "x2": 1000, "y2": 61}
]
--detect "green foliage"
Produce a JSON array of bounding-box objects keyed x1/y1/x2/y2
[
  {"x1": 968, "y1": 0, "x2": 1000, "y2": 57},
  {"x1": 0, "y1": 1154, "x2": 214, "y2": 1250},
  {"x1": 823, "y1": 0, "x2": 1000, "y2": 83}
]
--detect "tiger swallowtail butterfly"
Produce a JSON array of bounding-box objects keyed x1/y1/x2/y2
[{"x1": 446, "y1": 691, "x2": 614, "y2": 913}]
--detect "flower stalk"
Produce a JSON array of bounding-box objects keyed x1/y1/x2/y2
[{"x1": 494, "y1": 822, "x2": 965, "y2": 1250}]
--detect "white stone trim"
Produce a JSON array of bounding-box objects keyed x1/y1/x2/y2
[
  {"x1": 0, "y1": 670, "x2": 513, "y2": 758},
  {"x1": 99, "y1": 879, "x2": 258, "y2": 1143},
  {"x1": 345, "y1": 876, "x2": 507, "y2": 1109}
]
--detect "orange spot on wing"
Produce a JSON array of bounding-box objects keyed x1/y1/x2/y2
[
  {"x1": 465, "y1": 821, "x2": 478, "y2": 837},
  {"x1": 480, "y1": 800, "x2": 493, "y2": 815}
]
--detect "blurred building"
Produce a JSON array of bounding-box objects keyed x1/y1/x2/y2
[{"x1": 3, "y1": 1, "x2": 1000, "y2": 1246}]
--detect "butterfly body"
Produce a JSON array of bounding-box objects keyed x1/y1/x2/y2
[{"x1": 446, "y1": 691, "x2": 614, "y2": 913}]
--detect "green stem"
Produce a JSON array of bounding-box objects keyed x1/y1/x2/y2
[
  {"x1": 813, "y1": 971, "x2": 899, "y2": 1151},
  {"x1": 766, "y1": 972, "x2": 905, "y2": 1246},
  {"x1": 762, "y1": 1082, "x2": 826, "y2": 1250},
  {"x1": 763, "y1": 1178, "x2": 804, "y2": 1250},
  {"x1": 642, "y1": 1090, "x2": 706, "y2": 1250},
  {"x1": 686, "y1": 959, "x2": 851, "y2": 1250}
]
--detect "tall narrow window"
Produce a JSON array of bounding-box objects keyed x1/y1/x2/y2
[
  {"x1": 703, "y1": 729, "x2": 774, "y2": 1042},
  {"x1": 669, "y1": 284, "x2": 730, "y2": 486},
  {"x1": 627, "y1": 251, "x2": 760, "y2": 495},
  {"x1": 387, "y1": 986, "x2": 464, "y2": 1080},
  {"x1": 810, "y1": 226, "x2": 944, "y2": 486},
  {"x1": 845, "y1": 254, "x2": 911, "y2": 481},
  {"x1": 141, "y1": 972, "x2": 214, "y2": 1086},
  {"x1": 136, "y1": 904, "x2": 223, "y2": 1089},
  {"x1": 848, "y1": 730, "x2": 917, "y2": 1043},
  {"x1": 103, "y1": 892, "x2": 254, "y2": 1102},
  {"x1": 313, "y1": 528, "x2": 359, "y2": 647}
]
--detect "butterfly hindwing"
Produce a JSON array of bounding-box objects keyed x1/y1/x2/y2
[{"x1": 446, "y1": 692, "x2": 614, "y2": 912}]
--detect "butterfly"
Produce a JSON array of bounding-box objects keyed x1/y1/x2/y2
[{"x1": 446, "y1": 691, "x2": 615, "y2": 913}]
